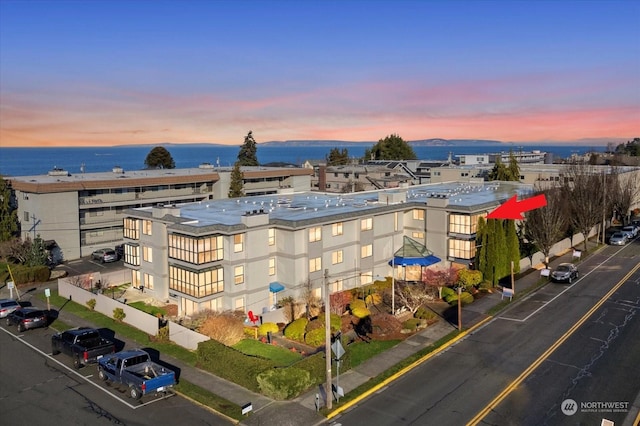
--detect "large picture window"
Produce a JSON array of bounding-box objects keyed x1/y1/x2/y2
[
  {"x1": 361, "y1": 217, "x2": 373, "y2": 231},
  {"x1": 234, "y1": 234, "x2": 244, "y2": 253},
  {"x1": 449, "y1": 213, "x2": 484, "y2": 235},
  {"x1": 309, "y1": 257, "x2": 322, "y2": 273},
  {"x1": 309, "y1": 227, "x2": 322, "y2": 243},
  {"x1": 169, "y1": 234, "x2": 223, "y2": 264},
  {"x1": 169, "y1": 265, "x2": 224, "y2": 298},
  {"x1": 124, "y1": 218, "x2": 139, "y2": 240},
  {"x1": 332, "y1": 222, "x2": 343, "y2": 236},
  {"x1": 448, "y1": 239, "x2": 475, "y2": 260}
]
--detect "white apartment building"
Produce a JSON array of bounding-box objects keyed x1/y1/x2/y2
[
  {"x1": 8, "y1": 165, "x2": 312, "y2": 260},
  {"x1": 121, "y1": 181, "x2": 533, "y2": 317}
]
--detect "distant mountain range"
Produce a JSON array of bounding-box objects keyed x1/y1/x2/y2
[{"x1": 260, "y1": 138, "x2": 504, "y2": 147}]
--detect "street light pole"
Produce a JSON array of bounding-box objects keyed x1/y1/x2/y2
[
  {"x1": 324, "y1": 268, "x2": 332, "y2": 410},
  {"x1": 457, "y1": 286, "x2": 462, "y2": 331}
]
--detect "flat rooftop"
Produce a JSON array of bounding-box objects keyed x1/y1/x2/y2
[{"x1": 139, "y1": 181, "x2": 534, "y2": 228}]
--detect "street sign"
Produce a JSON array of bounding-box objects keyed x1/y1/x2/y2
[
  {"x1": 502, "y1": 288, "x2": 514, "y2": 300},
  {"x1": 45, "y1": 288, "x2": 51, "y2": 298},
  {"x1": 331, "y1": 340, "x2": 345, "y2": 359},
  {"x1": 7, "y1": 281, "x2": 14, "y2": 289}
]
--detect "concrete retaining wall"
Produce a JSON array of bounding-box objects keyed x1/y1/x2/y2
[{"x1": 168, "y1": 321, "x2": 209, "y2": 350}]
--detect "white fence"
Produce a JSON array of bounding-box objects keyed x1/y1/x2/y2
[
  {"x1": 518, "y1": 227, "x2": 598, "y2": 271},
  {"x1": 57, "y1": 278, "x2": 209, "y2": 350}
]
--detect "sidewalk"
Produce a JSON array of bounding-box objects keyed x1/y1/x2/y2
[{"x1": 0, "y1": 244, "x2": 595, "y2": 426}]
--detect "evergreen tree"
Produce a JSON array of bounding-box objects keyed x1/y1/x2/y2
[
  {"x1": 144, "y1": 146, "x2": 176, "y2": 169},
  {"x1": 475, "y1": 216, "x2": 488, "y2": 276},
  {"x1": 507, "y1": 151, "x2": 520, "y2": 182},
  {"x1": 237, "y1": 131, "x2": 259, "y2": 166},
  {"x1": 505, "y1": 219, "x2": 521, "y2": 274},
  {"x1": 326, "y1": 148, "x2": 350, "y2": 166},
  {"x1": 0, "y1": 176, "x2": 19, "y2": 241},
  {"x1": 365, "y1": 134, "x2": 417, "y2": 161},
  {"x1": 488, "y1": 157, "x2": 510, "y2": 181},
  {"x1": 228, "y1": 162, "x2": 245, "y2": 198},
  {"x1": 494, "y1": 219, "x2": 507, "y2": 284},
  {"x1": 26, "y1": 234, "x2": 48, "y2": 267}
]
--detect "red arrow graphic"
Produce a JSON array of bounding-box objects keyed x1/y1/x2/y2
[{"x1": 486, "y1": 194, "x2": 547, "y2": 220}]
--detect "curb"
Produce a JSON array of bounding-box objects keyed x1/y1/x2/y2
[{"x1": 326, "y1": 315, "x2": 494, "y2": 420}]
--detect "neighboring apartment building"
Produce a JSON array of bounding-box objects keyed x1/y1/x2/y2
[
  {"x1": 312, "y1": 163, "x2": 414, "y2": 192},
  {"x1": 8, "y1": 165, "x2": 312, "y2": 261},
  {"x1": 457, "y1": 150, "x2": 548, "y2": 166},
  {"x1": 121, "y1": 181, "x2": 533, "y2": 317}
]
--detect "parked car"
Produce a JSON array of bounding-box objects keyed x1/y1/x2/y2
[
  {"x1": 97, "y1": 349, "x2": 176, "y2": 400},
  {"x1": 0, "y1": 299, "x2": 21, "y2": 318},
  {"x1": 6, "y1": 307, "x2": 48, "y2": 332},
  {"x1": 92, "y1": 248, "x2": 118, "y2": 263},
  {"x1": 609, "y1": 232, "x2": 628, "y2": 246},
  {"x1": 51, "y1": 327, "x2": 116, "y2": 369},
  {"x1": 622, "y1": 225, "x2": 638, "y2": 239},
  {"x1": 550, "y1": 263, "x2": 579, "y2": 283}
]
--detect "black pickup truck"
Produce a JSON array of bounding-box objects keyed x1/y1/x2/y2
[{"x1": 51, "y1": 327, "x2": 115, "y2": 369}]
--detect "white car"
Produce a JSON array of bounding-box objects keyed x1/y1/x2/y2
[
  {"x1": 621, "y1": 226, "x2": 637, "y2": 239},
  {"x1": 0, "y1": 299, "x2": 21, "y2": 318}
]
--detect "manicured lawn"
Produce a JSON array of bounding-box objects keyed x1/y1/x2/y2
[
  {"x1": 233, "y1": 339, "x2": 302, "y2": 366},
  {"x1": 347, "y1": 340, "x2": 401, "y2": 368},
  {"x1": 128, "y1": 301, "x2": 167, "y2": 317}
]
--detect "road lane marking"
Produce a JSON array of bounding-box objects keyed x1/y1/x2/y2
[
  {"x1": 467, "y1": 262, "x2": 640, "y2": 426},
  {"x1": 499, "y1": 245, "x2": 636, "y2": 322}
]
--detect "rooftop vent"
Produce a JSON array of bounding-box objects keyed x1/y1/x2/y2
[
  {"x1": 113, "y1": 166, "x2": 124, "y2": 174},
  {"x1": 48, "y1": 167, "x2": 69, "y2": 177},
  {"x1": 199, "y1": 163, "x2": 214, "y2": 169}
]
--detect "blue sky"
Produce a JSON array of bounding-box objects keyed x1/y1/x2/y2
[{"x1": 1, "y1": 0, "x2": 638, "y2": 147}]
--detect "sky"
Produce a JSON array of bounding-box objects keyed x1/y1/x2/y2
[{"x1": 0, "y1": 0, "x2": 639, "y2": 148}]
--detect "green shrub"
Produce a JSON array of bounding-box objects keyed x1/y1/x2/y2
[
  {"x1": 414, "y1": 307, "x2": 436, "y2": 320},
  {"x1": 441, "y1": 286, "x2": 455, "y2": 298},
  {"x1": 351, "y1": 306, "x2": 371, "y2": 319},
  {"x1": 365, "y1": 293, "x2": 382, "y2": 306},
  {"x1": 283, "y1": 318, "x2": 308, "y2": 341},
  {"x1": 197, "y1": 339, "x2": 274, "y2": 392},
  {"x1": 402, "y1": 318, "x2": 421, "y2": 331},
  {"x1": 156, "y1": 325, "x2": 170, "y2": 342},
  {"x1": 86, "y1": 298, "x2": 96, "y2": 311},
  {"x1": 113, "y1": 307, "x2": 126, "y2": 322},
  {"x1": 8, "y1": 264, "x2": 51, "y2": 284},
  {"x1": 479, "y1": 281, "x2": 493, "y2": 290},
  {"x1": 444, "y1": 293, "x2": 458, "y2": 305},
  {"x1": 457, "y1": 268, "x2": 483, "y2": 288},
  {"x1": 256, "y1": 368, "x2": 315, "y2": 400},
  {"x1": 304, "y1": 327, "x2": 325, "y2": 347},
  {"x1": 257, "y1": 322, "x2": 279, "y2": 336},
  {"x1": 349, "y1": 299, "x2": 366, "y2": 311},
  {"x1": 318, "y1": 313, "x2": 341, "y2": 332},
  {"x1": 459, "y1": 291, "x2": 475, "y2": 305}
]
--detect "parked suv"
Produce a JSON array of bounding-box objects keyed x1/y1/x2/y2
[
  {"x1": 550, "y1": 263, "x2": 579, "y2": 283},
  {"x1": 6, "y1": 307, "x2": 48, "y2": 332},
  {"x1": 621, "y1": 225, "x2": 638, "y2": 239},
  {"x1": 92, "y1": 248, "x2": 118, "y2": 263}
]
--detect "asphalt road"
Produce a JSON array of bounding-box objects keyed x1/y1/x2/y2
[
  {"x1": 0, "y1": 324, "x2": 230, "y2": 425},
  {"x1": 331, "y1": 241, "x2": 640, "y2": 426}
]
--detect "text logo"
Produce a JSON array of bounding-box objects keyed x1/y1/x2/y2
[{"x1": 561, "y1": 399, "x2": 578, "y2": 416}]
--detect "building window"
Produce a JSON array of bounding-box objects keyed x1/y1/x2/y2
[
  {"x1": 309, "y1": 226, "x2": 322, "y2": 243},
  {"x1": 330, "y1": 279, "x2": 343, "y2": 293},
  {"x1": 124, "y1": 244, "x2": 140, "y2": 266},
  {"x1": 142, "y1": 220, "x2": 152, "y2": 236},
  {"x1": 169, "y1": 265, "x2": 224, "y2": 298},
  {"x1": 313, "y1": 287, "x2": 322, "y2": 300},
  {"x1": 412, "y1": 209, "x2": 424, "y2": 220},
  {"x1": 234, "y1": 234, "x2": 244, "y2": 253},
  {"x1": 234, "y1": 266, "x2": 244, "y2": 285},
  {"x1": 124, "y1": 218, "x2": 139, "y2": 240},
  {"x1": 309, "y1": 257, "x2": 322, "y2": 273},
  {"x1": 332, "y1": 222, "x2": 343, "y2": 236},
  {"x1": 449, "y1": 239, "x2": 475, "y2": 259},
  {"x1": 142, "y1": 246, "x2": 153, "y2": 263},
  {"x1": 361, "y1": 244, "x2": 373, "y2": 258},
  {"x1": 361, "y1": 217, "x2": 373, "y2": 231},
  {"x1": 24, "y1": 211, "x2": 29, "y2": 221},
  {"x1": 332, "y1": 250, "x2": 343, "y2": 265},
  {"x1": 269, "y1": 257, "x2": 276, "y2": 276},
  {"x1": 168, "y1": 234, "x2": 223, "y2": 264},
  {"x1": 449, "y1": 213, "x2": 484, "y2": 235},
  {"x1": 268, "y1": 228, "x2": 275, "y2": 246},
  {"x1": 412, "y1": 231, "x2": 424, "y2": 239},
  {"x1": 131, "y1": 270, "x2": 141, "y2": 288},
  {"x1": 360, "y1": 272, "x2": 373, "y2": 285},
  {"x1": 234, "y1": 297, "x2": 245, "y2": 312},
  {"x1": 143, "y1": 273, "x2": 154, "y2": 290}
]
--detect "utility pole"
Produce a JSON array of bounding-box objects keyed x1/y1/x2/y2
[
  {"x1": 457, "y1": 286, "x2": 462, "y2": 331},
  {"x1": 324, "y1": 268, "x2": 332, "y2": 410}
]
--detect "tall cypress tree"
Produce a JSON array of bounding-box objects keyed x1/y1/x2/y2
[
  {"x1": 505, "y1": 219, "x2": 521, "y2": 274},
  {"x1": 237, "y1": 131, "x2": 259, "y2": 166},
  {"x1": 494, "y1": 219, "x2": 507, "y2": 284}
]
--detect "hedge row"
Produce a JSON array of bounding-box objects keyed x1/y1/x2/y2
[
  {"x1": 8, "y1": 264, "x2": 50, "y2": 284},
  {"x1": 196, "y1": 339, "x2": 275, "y2": 392}
]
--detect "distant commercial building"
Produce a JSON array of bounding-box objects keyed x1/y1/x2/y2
[
  {"x1": 8, "y1": 165, "x2": 312, "y2": 261},
  {"x1": 457, "y1": 150, "x2": 547, "y2": 166},
  {"x1": 121, "y1": 181, "x2": 532, "y2": 317}
]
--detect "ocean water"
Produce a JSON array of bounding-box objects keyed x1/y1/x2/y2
[{"x1": 0, "y1": 144, "x2": 605, "y2": 177}]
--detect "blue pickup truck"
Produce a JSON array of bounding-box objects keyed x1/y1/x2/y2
[{"x1": 97, "y1": 349, "x2": 176, "y2": 400}]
